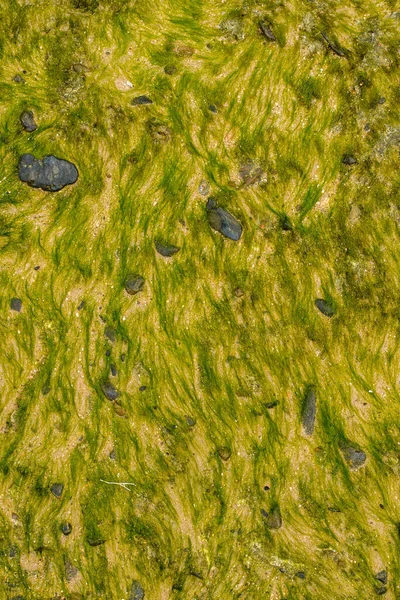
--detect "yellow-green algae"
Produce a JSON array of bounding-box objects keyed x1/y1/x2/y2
[{"x1": 0, "y1": 0, "x2": 400, "y2": 598}]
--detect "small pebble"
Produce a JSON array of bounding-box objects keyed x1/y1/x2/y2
[
  {"x1": 109, "y1": 449, "x2": 116, "y2": 460},
  {"x1": 104, "y1": 326, "x2": 117, "y2": 342},
  {"x1": 207, "y1": 205, "x2": 242, "y2": 241},
  {"x1": 139, "y1": 385, "x2": 147, "y2": 392},
  {"x1": 375, "y1": 587, "x2": 387, "y2": 596},
  {"x1": 301, "y1": 385, "x2": 316, "y2": 435},
  {"x1": 209, "y1": 104, "x2": 217, "y2": 113},
  {"x1": 65, "y1": 561, "x2": 79, "y2": 582},
  {"x1": 72, "y1": 63, "x2": 88, "y2": 73},
  {"x1": 376, "y1": 571, "x2": 387, "y2": 585},
  {"x1": 295, "y1": 572, "x2": 306, "y2": 579},
  {"x1": 10, "y1": 298, "x2": 22, "y2": 312},
  {"x1": 217, "y1": 447, "x2": 231, "y2": 461},
  {"x1": 125, "y1": 274, "x2": 145, "y2": 296},
  {"x1": 198, "y1": 180, "x2": 209, "y2": 196},
  {"x1": 110, "y1": 364, "x2": 117, "y2": 377},
  {"x1": 342, "y1": 154, "x2": 358, "y2": 165},
  {"x1": 34, "y1": 265, "x2": 40, "y2": 270},
  {"x1": 155, "y1": 241, "x2": 180, "y2": 257},
  {"x1": 87, "y1": 537, "x2": 105, "y2": 547},
  {"x1": 132, "y1": 95, "x2": 153, "y2": 105},
  {"x1": 264, "y1": 400, "x2": 279, "y2": 409},
  {"x1": 101, "y1": 381, "x2": 120, "y2": 401},
  {"x1": 259, "y1": 22, "x2": 276, "y2": 41},
  {"x1": 130, "y1": 580, "x2": 145, "y2": 600},
  {"x1": 378, "y1": 97, "x2": 386, "y2": 105},
  {"x1": 164, "y1": 65, "x2": 177, "y2": 75},
  {"x1": 13, "y1": 74, "x2": 25, "y2": 83},
  {"x1": 120, "y1": 353, "x2": 126, "y2": 362},
  {"x1": 185, "y1": 415, "x2": 196, "y2": 426},
  {"x1": 50, "y1": 483, "x2": 64, "y2": 498},
  {"x1": 314, "y1": 298, "x2": 335, "y2": 317},
  {"x1": 61, "y1": 522, "x2": 72, "y2": 536},
  {"x1": 264, "y1": 485, "x2": 270, "y2": 491},
  {"x1": 262, "y1": 505, "x2": 282, "y2": 529},
  {"x1": 20, "y1": 110, "x2": 37, "y2": 132},
  {"x1": 106, "y1": 349, "x2": 111, "y2": 357}
]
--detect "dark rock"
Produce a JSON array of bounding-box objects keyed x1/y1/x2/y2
[
  {"x1": 280, "y1": 215, "x2": 293, "y2": 231},
  {"x1": 13, "y1": 74, "x2": 25, "y2": 83},
  {"x1": 301, "y1": 385, "x2": 316, "y2": 435},
  {"x1": 109, "y1": 449, "x2": 116, "y2": 460},
  {"x1": 263, "y1": 506, "x2": 282, "y2": 529},
  {"x1": 314, "y1": 298, "x2": 335, "y2": 317},
  {"x1": 218, "y1": 447, "x2": 231, "y2": 461},
  {"x1": 125, "y1": 274, "x2": 145, "y2": 296},
  {"x1": 10, "y1": 298, "x2": 22, "y2": 312},
  {"x1": 206, "y1": 196, "x2": 217, "y2": 210},
  {"x1": 340, "y1": 445, "x2": 366, "y2": 469},
  {"x1": 375, "y1": 587, "x2": 387, "y2": 596},
  {"x1": 87, "y1": 537, "x2": 105, "y2": 547},
  {"x1": 155, "y1": 241, "x2": 180, "y2": 257},
  {"x1": 34, "y1": 265, "x2": 40, "y2": 270},
  {"x1": 295, "y1": 571, "x2": 306, "y2": 579},
  {"x1": 9, "y1": 545, "x2": 18, "y2": 557},
  {"x1": 18, "y1": 154, "x2": 78, "y2": 192},
  {"x1": 77, "y1": 300, "x2": 85, "y2": 310},
  {"x1": 110, "y1": 364, "x2": 117, "y2": 377},
  {"x1": 132, "y1": 95, "x2": 153, "y2": 105},
  {"x1": 164, "y1": 65, "x2": 177, "y2": 75},
  {"x1": 209, "y1": 104, "x2": 218, "y2": 113},
  {"x1": 139, "y1": 385, "x2": 147, "y2": 392},
  {"x1": 264, "y1": 400, "x2": 279, "y2": 409},
  {"x1": 20, "y1": 110, "x2": 37, "y2": 132},
  {"x1": 185, "y1": 415, "x2": 196, "y2": 426},
  {"x1": 259, "y1": 22, "x2": 276, "y2": 41},
  {"x1": 104, "y1": 326, "x2": 117, "y2": 342},
  {"x1": 72, "y1": 63, "x2": 89, "y2": 73},
  {"x1": 65, "y1": 560, "x2": 79, "y2": 582},
  {"x1": 42, "y1": 383, "x2": 51, "y2": 396},
  {"x1": 321, "y1": 32, "x2": 345, "y2": 57},
  {"x1": 342, "y1": 154, "x2": 358, "y2": 165},
  {"x1": 61, "y1": 522, "x2": 72, "y2": 536},
  {"x1": 208, "y1": 207, "x2": 242, "y2": 241},
  {"x1": 50, "y1": 483, "x2": 64, "y2": 498},
  {"x1": 376, "y1": 571, "x2": 387, "y2": 585},
  {"x1": 101, "y1": 381, "x2": 120, "y2": 401},
  {"x1": 121, "y1": 353, "x2": 126, "y2": 362},
  {"x1": 130, "y1": 580, "x2": 145, "y2": 600},
  {"x1": 106, "y1": 349, "x2": 111, "y2": 357},
  {"x1": 378, "y1": 97, "x2": 386, "y2": 105}
]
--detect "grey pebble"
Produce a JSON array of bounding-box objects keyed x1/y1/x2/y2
[
  {"x1": 139, "y1": 385, "x2": 147, "y2": 392},
  {"x1": 295, "y1": 571, "x2": 306, "y2": 579},
  {"x1": 13, "y1": 74, "x2": 25, "y2": 83},
  {"x1": 20, "y1": 110, "x2": 37, "y2": 132},
  {"x1": 340, "y1": 445, "x2": 366, "y2": 469},
  {"x1": 50, "y1": 483, "x2": 64, "y2": 498},
  {"x1": 132, "y1": 95, "x2": 153, "y2": 105},
  {"x1": 185, "y1": 415, "x2": 196, "y2": 426},
  {"x1": 376, "y1": 571, "x2": 387, "y2": 585},
  {"x1": 125, "y1": 274, "x2": 145, "y2": 296},
  {"x1": 130, "y1": 580, "x2": 145, "y2": 600},
  {"x1": 87, "y1": 537, "x2": 105, "y2": 547},
  {"x1": 61, "y1": 522, "x2": 72, "y2": 536},
  {"x1": 10, "y1": 298, "x2": 22, "y2": 312},
  {"x1": 155, "y1": 241, "x2": 180, "y2": 257},
  {"x1": 109, "y1": 449, "x2": 117, "y2": 460},
  {"x1": 262, "y1": 505, "x2": 282, "y2": 529},
  {"x1": 342, "y1": 154, "x2": 358, "y2": 165},
  {"x1": 259, "y1": 22, "x2": 276, "y2": 41},
  {"x1": 375, "y1": 587, "x2": 387, "y2": 596},
  {"x1": 104, "y1": 326, "x2": 117, "y2": 342},
  {"x1": 164, "y1": 65, "x2": 177, "y2": 75},
  {"x1": 209, "y1": 104, "x2": 217, "y2": 113},
  {"x1": 301, "y1": 385, "x2": 316, "y2": 435},
  {"x1": 101, "y1": 381, "x2": 120, "y2": 401},
  {"x1": 110, "y1": 364, "x2": 117, "y2": 377},
  {"x1": 207, "y1": 206, "x2": 242, "y2": 241},
  {"x1": 18, "y1": 154, "x2": 78, "y2": 192},
  {"x1": 65, "y1": 560, "x2": 79, "y2": 582},
  {"x1": 378, "y1": 97, "x2": 386, "y2": 105},
  {"x1": 315, "y1": 298, "x2": 335, "y2": 317}
]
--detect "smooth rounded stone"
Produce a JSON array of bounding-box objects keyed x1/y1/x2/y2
[
  {"x1": 10, "y1": 297, "x2": 22, "y2": 312},
  {"x1": 130, "y1": 580, "x2": 145, "y2": 600},
  {"x1": 341, "y1": 445, "x2": 366, "y2": 469},
  {"x1": 301, "y1": 385, "x2": 316, "y2": 435},
  {"x1": 378, "y1": 97, "x2": 386, "y2": 105},
  {"x1": 125, "y1": 274, "x2": 145, "y2": 296},
  {"x1": 72, "y1": 63, "x2": 89, "y2": 73},
  {"x1": 61, "y1": 522, "x2": 72, "y2": 536},
  {"x1": 198, "y1": 180, "x2": 209, "y2": 196},
  {"x1": 342, "y1": 154, "x2": 358, "y2": 165},
  {"x1": 101, "y1": 381, "x2": 120, "y2": 401},
  {"x1": 50, "y1": 483, "x2": 64, "y2": 498},
  {"x1": 375, "y1": 587, "x2": 387, "y2": 596},
  {"x1": 104, "y1": 326, "x2": 117, "y2": 342},
  {"x1": 209, "y1": 104, "x2": 217, "y2": 113},
  {"x1": 87, "y1": 537, "x2": 105, "y2": 547},
  {"x1": 132, "y1": 95, "x2": 153, "y2": 105},
  {"x1": 314, "y1": 298, "x2": 335, "y2": 317},
  {"x1": 263, "y1": 506, "x2": 282, "y2": 529},
  {"x1": 155, "y1": 241, "x2": 180, "y2": 257},
  {"x1": 20, "y1": 110, "x2": 37, "y2": 132},
  {"x1": 217, "y1": 447, "x2": 231, "y2": 461},
  {"x1": 208, "y1": 207, "x2": 242, "y2": 241},
  {"x1": 18, "y1": 154, "x2": 78, "y2": 192},
  {"x1": 259, "y1": 22, "x2": 276, "y2": 41},
  {"x1": 110, "y1": 364, "x2": 117, "y2": 377},
  {"x1": 376, "y1": 571, "x2": 387, "y2": 585}
]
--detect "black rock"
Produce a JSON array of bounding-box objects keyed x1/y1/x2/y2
[
  {"x1": 340, "y1": 445, "x2": 366, "y2": 469},
  {"x1": 132, "y1": 95, "x2": 153, "y2": 105},
  {"x1": 301, "y1": 385, "x2": 316, "y2": 435},
  {"x1": 87, "y1": 537, "x2": 105, "y2": 547},
  {"x1": 106, "y1": 349, "x2": 111, "y2": 357},
  {"x1": 109, "y1": 449, "x2": 117, "y2": 460},
  {"x1": 101, "y1": 381, "x2": 120, "y2": 401},
  {"x1": 295, "y1": 571, "x2": 306, "y2": 579},
  {"x1": 208, "y1": 207, "x2": 242, "y2": 241},
  {"x1": 110, "y1": 364, "x2": 117, "y2": 377},
  {"x1": 77, "y1": 300, "x2": 85, "y2": 310},
  {"x1": 209, "y1": 104, "x2": 218, "y2": 113},
  {"x1": 376, "y1": 570, "x2": 387, "y2": 585},
  {"x1": 342, "y1": 154, "x2": 358, "y2": 165},
  {"x1": 61, "y1": 522, "x2": 72, "y2": 536},
  {"x1": 155, "y1": 241, "x2": 180, "y2": 257},
  {"x1": 125, "y1": 274, "x2": 145, "y2": 296},
  {"x1": 259, "y1": 22, "x2": 276, "y2": 41},
  {"x1": 104, "y1": 326, "x2": 117, "y2": 342},
  {"x1": 206, "y1": 196, "x2": 217, "y2": 210},
  {"x1": 20, "y1": 110, "x2": 37, "y2": 132},
  {"x1": 10, "y1": 298, "x2": 22, "y2": 312},
  {"x1": 130, "y1": 580, "x2": 145, "y2": 600},
  {"x1": 378, "y1": 97, "x2": 386, "y2": 105},
  {"x1": 13, "y1": 74, "x2": 25, "y2": 83},
  {"x1": 50, "y1": 483, "x2": 64, "y2": 498},
  {"x1": 375, "y1": 587, "x2": 387, "y2": 596},
  {"x1": 120, "y1": 353, "x2": 126, "y2": 362},
  {"x1": 315, "y1": 298, "x2": 335, "y2": 317},
  {"x1": 139, "y1": 385, "x2": 147, "y2": 392},
  {"x1": 18, "y1": 154, "x2": 78, "y2": 192}
]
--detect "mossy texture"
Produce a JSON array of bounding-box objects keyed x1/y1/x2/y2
[{"x1": 0, "y1": 0, "x2": 400, "y2": 598}]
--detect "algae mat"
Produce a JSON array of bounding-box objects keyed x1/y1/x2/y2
[{"x1": 0, "y1": 0, "x2": 400, "y2": 598}]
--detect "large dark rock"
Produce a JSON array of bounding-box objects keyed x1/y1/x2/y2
[
  {"x1": 207, "y1": 205, "x2": 242, "y2": 241},
  {"x1": 10, "y1": 298, "x2": 22, "y2": 312},
  {"x1": 302, "y1": 385, "x2": 316, "y2": 435},
  {"x1": 18, "y1": 154, "x2": 78, "y2": 192},
  {"x1": 101, "y1": 381, "x2": 120, "y2": 401}
]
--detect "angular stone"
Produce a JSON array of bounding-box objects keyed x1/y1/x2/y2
[
  {"x1": 20, "y1": 110, "x2": 37, "y2": 132},
  {"x1": 208, "y1": 207, "x2": 242, "y2": 241},
  {"x1": 125, "y1": 274, "x2": 145, "y2": 295},
  {"x1": 18, "y1": 154, "x2": 78, "y2": 192}
]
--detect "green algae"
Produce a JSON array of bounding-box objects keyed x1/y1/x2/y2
[{"x1": 0, "y1": 0, "x2": 399, "y2": 598}]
